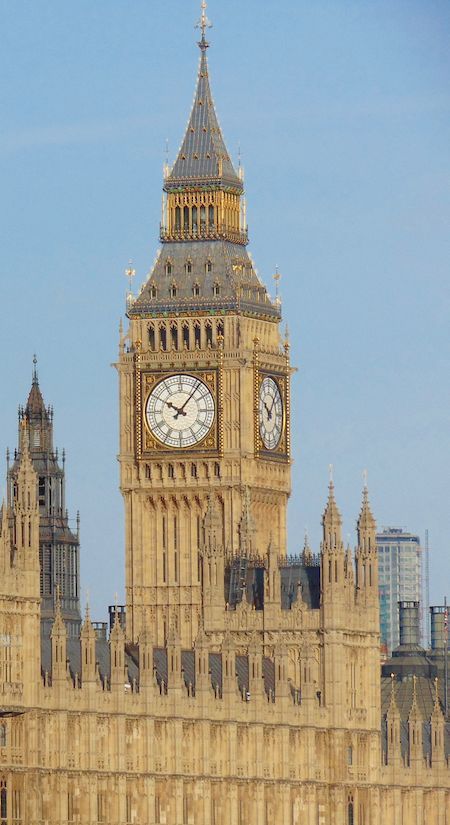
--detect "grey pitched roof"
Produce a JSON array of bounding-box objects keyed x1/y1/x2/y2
[
  {"x1": 166, "y1": 50, "x2": 242, "y2": 191},
  {"x1": 128, "y1": 240, "x2": 280, "y2": 320},
  {"x1": 280, "y1": 561, "x2": 321, "y2": 611},
  {"x1": 380, "y1": 675, "x2": 450, "y2": 758}
]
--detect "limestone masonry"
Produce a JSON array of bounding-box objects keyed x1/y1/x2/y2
[{"x1": 0, "y1": 8, "x2": 448, "y2": 825}]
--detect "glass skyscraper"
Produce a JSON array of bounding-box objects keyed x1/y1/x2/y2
[{"x1": 377, "y1": 528, "x2": 422, "y2": 654}]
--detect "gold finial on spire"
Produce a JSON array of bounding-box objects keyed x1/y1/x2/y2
[
  {"x1": 363, "y1": 468, "x2": 368, "y2": 491},
  {"x1": 196, "y1": 0, "x2": 212, "y2": 50},
  {"x1": 125, "y1": 260, "x2": 136, "y2": 294},
  {"x1": 329, "y1": 463, "x2": 334, "y2": 485},
  {"x1": 273, "y1": 267, "x2": 281, "y2": 304}
]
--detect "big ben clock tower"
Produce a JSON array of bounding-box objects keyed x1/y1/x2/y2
[{"x1": 118, "y1": 5, "x2": 292, "y2": 646}]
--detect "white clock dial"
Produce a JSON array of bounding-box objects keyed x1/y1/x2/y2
[
  {"x1": 259, "y1": 376, "x2": 283, "y2": 450},
  {"x1": 145, "y1": 374, "x2": 215, "y2": 449}
]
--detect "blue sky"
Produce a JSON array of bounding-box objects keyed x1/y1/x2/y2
[{"x1": 0, "y1": 1, "x2": 449, "y2": 620}]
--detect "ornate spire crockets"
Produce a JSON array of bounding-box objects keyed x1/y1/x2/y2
[
  {"x1": 321, "y1": 479, "x2": 343, "y2": 550},
  {"x1": 162, "y1": 14, "x2": 244, "y2": 239},
  {"x1": 357, "y1": 477, "x2": 376, "y2": 553}
]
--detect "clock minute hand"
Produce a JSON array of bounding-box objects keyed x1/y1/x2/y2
[{"x1": 173, "y1": 381, "x2": 201, "y2": 419}]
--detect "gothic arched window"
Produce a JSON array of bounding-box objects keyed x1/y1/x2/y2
[
  {"x1": 170, "y1": 323, "x2": 178, "y2": 350},
  {"x1": 183, "y1": 206, "x2": 189, "y2": 230},
  {"x1": 206, "y1": 260, "x2": 213, "y2": 273},
  {"x1": 348, "y1": 796, "x2": 354, "y2": 825},
  {"x1": 169, "y1": 283, "x2": 177, "y2": 299},
  {"x1": 175, "y1": 206, "x2": 181, "y2": 231},
  {"x1": 159, "y1": 324, "x2": 167, "y2": 352},
  {"x1": 205, "y1": 322, "x2": 213, "y2": 347},
  {"x1": 185, "y1": 261, "x2": 192, "y2": 275},
  {"x1": 192, "y1": 205, "x2": 198, "y2": 231},
  {"x1": 0, "y1": 725, "x2": 6, "y2": 748},
  {"x1": 182, "y1": 324, "x2": 190, "y2": 350},
  {"x1": 165, "y1": 261, "x2": 172, "y2": 276},
  {"x1": 0, "y1": 780, "x2": 7, "y2": 822},
  {"x1": 194, "y1": 322, "x2": 201, "y2": 348},
  {"x1": 208, "y1": 204, "x2": 215, "y2": 227},
  {"x1": 148, "y1": 324, "x2": 156, "y2": 351}
]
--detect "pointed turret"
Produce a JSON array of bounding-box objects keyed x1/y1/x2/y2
[
  {"x1": 248, "y1": 632, "x2": 265, "y2": 700},
  {"x1": 25, "y1": 356, "x2": 49, "y2": 422},
  {"x1": 80, "y1": 604, "x2": 97, "y2": 686},
  {"x1": 10, "y1": 362, "x2": 81, "y2": 637},
  {"x1": 302, "y1": 531, "x2": 313, "y2": 564},
  {"x1": 138, "y1": 627, "x2": 154, "y2": 691},
  {"x1": 194, "y1": 622, "x2": 211, "y2": 695},
  {"x1": 203, "y1": 494, "x2": 222, "y2": 553},
  {"x1": 128, "y1": 5, "x2": 279, "y2": 321},
  {"x1": 357, "y1": 483, "x2": 376, "y2": 553},
  {"x1": 385, "y1": 674, "x2": 401, "y2": 767},
  {"x1": 11, "y1": 422, "x2": 40, "y2": 578},
  {"x1": 166, "y1": 622, "x2": 183, "y2": 694},
  {"x1": 355, "y1": 483, "x2": 378, "y2": 600},
  {"x1": 430, "y1": 678, "x2": 446, "y2": 766},
  {"x1": 322, "y1": 480, "x2": 343, "y2": 550},
  {"x1": 265, "y1": 538, "x2": 281, "y2": 607},
  {"x1": 274, "y1": 637, "x2": 289, "y2": 702},
  {"x1": 166, "y1": 33, "x2": 242, "y2": 192},
  {"x1": 321, "y1": 477, "x2": 345, "y2": 600},
  {"x1": 110, "y1": 607, "x2": 127, "y2": 689},
  {"x1": 408, "y1": 676, "x2": 424, "y2": 766},
  {"x1": 239, "y1": 488, "x2": 254, "y2": 556},
  {"x1": 51, "y1": 588, "x2": 68, "y2": 685}
]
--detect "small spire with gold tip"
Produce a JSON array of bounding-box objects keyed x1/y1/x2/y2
[
  {"x1": 273, "y1": 267, "x2": 281, "y2": 304},
  {"x1": 196, "y1": 0, "x2": 212, "y2": 50},
  {"x1": 125, "y1": 260, "x2": 136, "y2": 294}
]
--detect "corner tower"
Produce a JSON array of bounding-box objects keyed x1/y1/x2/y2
[
  {"x1": 119, "y1": 5, "x2": 292, "y2": 646},
  {"x1": 8, "y1": 361, "x2": 81, "y2": 638}
]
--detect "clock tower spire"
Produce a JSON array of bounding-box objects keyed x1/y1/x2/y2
[{"x1": 119, "y1": 12, "x2": 291, "y2": 646}]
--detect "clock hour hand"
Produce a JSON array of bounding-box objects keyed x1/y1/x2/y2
[
  {"x1": 263, "y1": 401, "x2": 272, "y2": 420},
  {"x1": 165, "y1": 400, "x2": 185, "y2": 417}
]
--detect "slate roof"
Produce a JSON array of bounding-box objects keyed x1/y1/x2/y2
[
  {"x1": 128, "y1": 240, "x2": 280, "y2": 320},
  {"x1": 25, "y1": 376, "x2": 48, "y2": 420},
  {"x1": 166, "y1": 49, "x2": 242, "y2": 192},
  {"x1": 380, "y1": 675, "x2": 450, "y2": 758},
  {"x1": 280, "y1": 561, "x2": 321, "y2": 611}
]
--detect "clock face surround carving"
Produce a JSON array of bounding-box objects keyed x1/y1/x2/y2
[
  {"x1": 145, "y1": 373, "x2": 215, "y2": 449},
  {"x1": 259, "y1": 375, "x2": 283, "y2": 450}
]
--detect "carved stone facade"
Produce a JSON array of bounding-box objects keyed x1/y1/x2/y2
[{"x1": 0, "y1": 12, "x2": 449, "y2": 825}]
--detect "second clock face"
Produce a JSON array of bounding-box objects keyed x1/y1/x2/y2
[
  {"x1": 145, "y1": 373, "x2": 215, "y2": 449},
  {"x1": 259, "y1": 376, "x2": 283, "y2": 450}
]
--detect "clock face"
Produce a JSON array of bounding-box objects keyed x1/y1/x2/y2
[
  {"x1": 259, "y1": 376, "x2": 283, "y2": 450},
  {"x1": 145, "y1": 374, "x2": 215, "y2": 449}
]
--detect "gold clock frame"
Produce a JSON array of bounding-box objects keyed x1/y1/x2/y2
[
  {"x1": 135, "y1": 366, "x2": 221, "y2": 458},
  {"x1": 253, "y1": 344, "x2": 290, "y2": 461}
]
